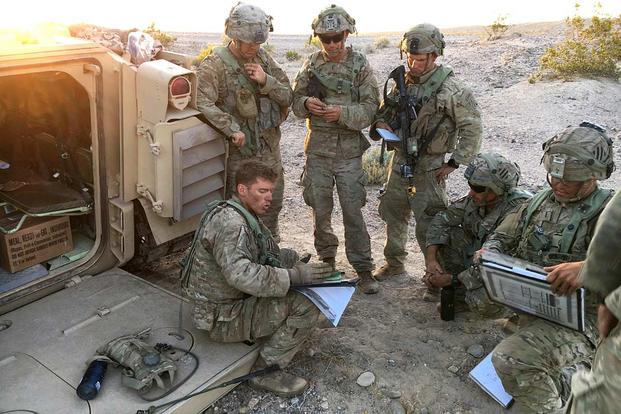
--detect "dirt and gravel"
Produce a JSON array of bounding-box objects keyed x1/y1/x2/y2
[{"x1": 135, "y1": 22, "x2": 621, "y2": 414}]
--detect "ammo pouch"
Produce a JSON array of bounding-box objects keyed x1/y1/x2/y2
[
  {"x1": 527, "y1": 230, "x2": 551, "y2": 252},
  {"x1": 258, "y1": 96, "x2": 285, "y2": 131},
  {"x1": 236, "y1": 87, "x2": 259, "y2": 119}
]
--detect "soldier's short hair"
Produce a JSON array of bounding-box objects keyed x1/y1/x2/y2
[{"x1": 235, "y1": 160, "x2": 278, "y2": 188}]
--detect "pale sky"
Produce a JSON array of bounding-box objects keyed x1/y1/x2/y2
[{"x1": 3, "y1": 0, "x2": 620, "y2": 34}]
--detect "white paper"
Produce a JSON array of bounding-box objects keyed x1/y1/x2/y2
[
  {"x1": 293, "y1": 286, "x2": 355, "y2": 326},
  {"x1": 376, "y1": 128, "x2": 401, "y2": 142},
  {"x1": 481, "y1": 251, "x2": 585, "y2": 331},
  {"x1": 469, "y1": 353, "x2": 514, "y2": 408}
]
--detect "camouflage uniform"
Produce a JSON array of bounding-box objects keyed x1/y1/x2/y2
[
  {"x1": 292, "y1": 8, "x2": 379, "y2": 274},
  {"x1": 181, "y1": 197, "x2": 320, "y2": 368},
  {"x1": 569, "y1": 191, "x2": 621, "y2": 413},
  {"x1": 371, "y1": 25, "x2": 482, "y2": 266},
  {"x1": 196, "y1": 6, "x2": 292, "y2": 241},
  {"x1": 427, "y1": 190, "x2": 531, "y2": 313},
  {"x1": 482, "y1": 124, "x2": 615, "y2": 413}
]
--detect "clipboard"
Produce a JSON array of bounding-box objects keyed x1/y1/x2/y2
[{"x1": 480, "y1": 251, "x2": 585, "y2": 332}]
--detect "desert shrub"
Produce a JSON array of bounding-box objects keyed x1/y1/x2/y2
[
  {"x1": 194, "y1": 44, "x2": 216, "y2": 65},
  {"x1": 262, "y1": 42, "x2": 275, "y2": 54},
  {"x1": 285, "y1": 50, "x2": 301, "y2": 61},
  {"x1": 362, "y1": 147, "x2": 392, "y2": 185},
  {"x1": 530, "y1": 6, "x2": 621, "y2": 81},
  {"x1": 373, "y1": 36, "x2": 390, "y2": 49},
  {"x1": 144, "y1": 22, "x2": 176, "y2": 48},
  {"x1": 364, "y1": 44, "x2": 375, "y2": 54},
  {"x1": 485, "y1": 15, "x2": 509, "y2": 41}
]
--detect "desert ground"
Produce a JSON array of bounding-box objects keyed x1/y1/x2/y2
[{"x1": 133, "y1": 21, "x2": 621, "y2": 414}]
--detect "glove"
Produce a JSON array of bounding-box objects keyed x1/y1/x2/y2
[
  {"x1": 288, "y1": 261, "x2": 335, "y2": 285},
  {"x1": 279, "y1": 248, "x2": 300, "y2": 269}
]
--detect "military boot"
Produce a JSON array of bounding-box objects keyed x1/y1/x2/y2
[
  {"x1": 357, "y1": 271, "x2": 379, "y2": 294},
  {"x1": 372, "y1": 263, "x2": 406, "y2": 281},
  {"x1": 248, "y1": 357, "x2": 308, "y2": 398},
  {"x1": 322, "y1": 257, "x2": 336, "y2": 271}
]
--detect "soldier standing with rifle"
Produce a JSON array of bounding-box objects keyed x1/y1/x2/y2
[
  {"x1": 196, "y1": 3, "x2": 292, "y2": 241},
  {"x1": 292, "y1": 5, "x2": 380, "y2": 294},
  {"x1": 370, "y1": 24, "x2": 482, "y2": 302}
]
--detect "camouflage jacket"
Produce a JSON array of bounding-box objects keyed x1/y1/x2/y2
[
  {"x1": 426, "y1": 189, "x2": 531, "y2": 265},
  {"x1": 196, "y1": 46, "x2": 292, "y2": 155},
  {"x1": 484, "y1": 187, "x2": 614, "y2": 343},
  {"x1": 581, "y1": 191, "x2": 621, "y2": 299},
  {"x1": 292, "y1": 47, "x2": 380, "y2": 159},
  {"x1": 483, "y1": 187, "x2": 614, "y2": 267},
  {"x1": 371, "y1": 65, "x2": 482, "y2": 172},
  {"x1": 182, "y1": 196, "x2": 290, "y2": 308}
]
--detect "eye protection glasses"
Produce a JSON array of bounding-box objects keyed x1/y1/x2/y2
[
  {"x1": 318, "y1": 32, "x2": 345, "y2": 44},
  {"x1": 468, "y1": 183, "x2": 487, "y2": 194}
]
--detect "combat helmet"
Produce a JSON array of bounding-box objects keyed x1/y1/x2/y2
[
  {"x1": 542, "y1": 121, "x2": 615, "y2": 181},
  {"x1": 400, "y1": 23, "x2": 445, "y2": 56},
  {"x1": 311, "y1": 4, "x2": 357, "y2": 35},
  {"x1": 225, "y1": 2, "x2": 273, "y2": 44},
  {"x1": 464, "y1": 153, "x2": 521, "y2": 196}
]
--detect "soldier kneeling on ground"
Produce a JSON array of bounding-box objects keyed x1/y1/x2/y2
[
  {"x1": 423, "y1": 152, "x2": 531, "y2": 315},
  {"x1": 478, "y1": 123, "x2": 615, "y2": 412},
  {"x1": 181, "y1": 160, "x2": 334, "y2": 397}
]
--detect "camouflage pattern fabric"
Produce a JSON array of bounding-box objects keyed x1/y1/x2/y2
[
  {"x1": 300, "y1": 155, "x2": 373, "y2": 272},
  {"x1": 569, "y1": 287, "x2": 621, "y2": 413},
  {"x1": 182, "y1": 197, "x2": 320, "y2": 367},
  {"x1": 426, "y1": 190, "x2": 530, "y2": 314},
  {"x1": 492, "y1": 317, "x2": 596, "y2": 413},
  {"x1": 292, "y1": 47, "x2": 379, "y2": 271},
  {"x1": 482, "y1": 187, "x2": 614, "y2": 411},
  {"x1": 196, "y1": 47, "x2": 292, "y2": 240},
  {"x1": 569, "y1": 191, "x2": 621, "y2": 413},
  {"x1": 372, "y1": 65, "x2": 482, "y2": 257}
]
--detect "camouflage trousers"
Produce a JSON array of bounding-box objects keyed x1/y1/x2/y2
[
  {"x1": 226, "y1": 142, "x2": 284, "y2": 241},
  {"x1": 435, "y1": 227, "x2": 499, "y2": 316},
  {"x1": 568, "y1": 311, "x2": 621, "y2": 412},
  {"x1": 301, "y1": 154, "x2": 374, "y2": 273},
  {"x1": 492, "y1": 317, "x2": 596, "y2": 413},
  {"x1": 201, "y1": 291, "x2": 320, "y2": 368},
  {"x1": 378, "y1": 153, "x2": 448, "y2": 265}
]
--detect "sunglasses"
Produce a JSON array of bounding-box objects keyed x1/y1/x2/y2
[
  {"x1": 468, "y1": 183, "x2": 487, "y2": 194},
  {"x1": 318, "y1": 32, "x2": 345, "y2": 44}
]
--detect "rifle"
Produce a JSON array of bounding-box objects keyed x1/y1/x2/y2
[{"x1": 384, "y1": 65, "x2": 418, "y2": 195}]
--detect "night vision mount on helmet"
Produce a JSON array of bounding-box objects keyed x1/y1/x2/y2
[
  {"x1": 542, "y1": 121, "x2": 615, "y2": 181},
  {"x1": 311, "y1": 4, "x2": 357, "y2": 35},
  {"x1": 400, "y1": 23, "x2": 445, "y2": 58}
]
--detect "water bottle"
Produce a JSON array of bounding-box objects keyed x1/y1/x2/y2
[
  {"x1": 76, "y1": 360, "x2": 107, "y2": 400},
  {"x1": 440, "y1": 286, "x2": 455, "y2": 321}
]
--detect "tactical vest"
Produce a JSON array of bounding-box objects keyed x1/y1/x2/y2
[
  {"x1": 180, "y1": 199, "x2": 280, "y2": 291},
  {"x1": 517, "y1": 187, "x2": 613, "y2": 266},
  {"x1": 408, "y1": 66, "x2": 454, "y2": 154},
  {"x1": 307, "y1": 49, "x2": 365, "y2": 104},
  {"x1": 213, "y1": 46, "x2": 286, "y2": 156}
]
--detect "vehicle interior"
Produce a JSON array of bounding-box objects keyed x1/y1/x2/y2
[{"x1": 0, "y1": 71, "x2": 96, "y2": 296}]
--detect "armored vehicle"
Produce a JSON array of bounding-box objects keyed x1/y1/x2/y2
[{"x1": 0, "y1": 31, "x2": 257, "y2": 413}]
